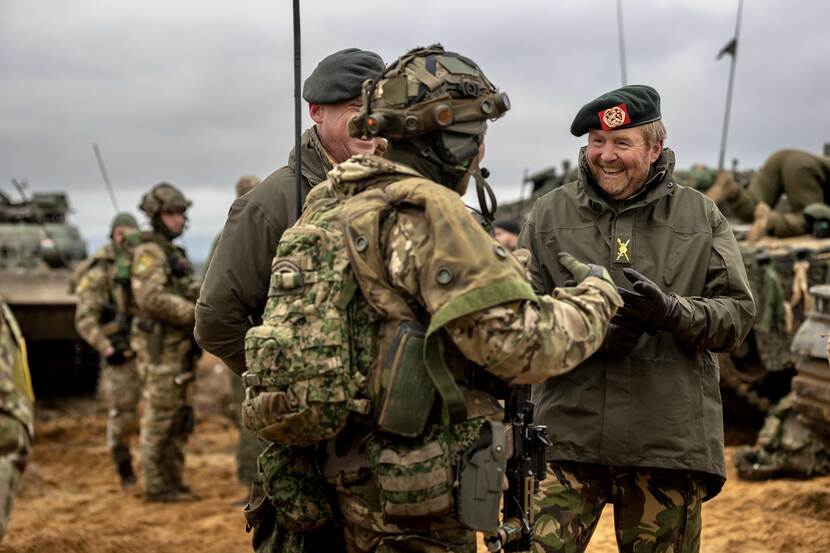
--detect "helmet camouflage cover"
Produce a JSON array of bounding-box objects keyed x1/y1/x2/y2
[
  {"x1": 349, "y1": 44, "x2": 510, "y2": 167},
  {"x1": 109, "y1": 212, "x2": 138, "y2": 235},
  {"x1": 139, "y1": 182, "x2": 192, "y2": 217}
]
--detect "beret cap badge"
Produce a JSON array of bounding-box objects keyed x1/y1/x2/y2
[{"x1": 599, "y1": 104, "x2": 630, "y2": 130}]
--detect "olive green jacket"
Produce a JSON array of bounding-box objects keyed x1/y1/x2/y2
[
  {"x1": 195, "y1": 128, "x2": 332, "y2": 374},
  {"x1": 520, "y1": 148, "x2": 756, "y2": 497}
]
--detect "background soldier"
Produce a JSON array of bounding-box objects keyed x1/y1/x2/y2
[
  {"x1": 73, "y1": 212, "x2": 142, "y2": 488},
  {"x1": 205, "y1": 175, "x2": 263, "y2": 491},
  {"x1": 707, "y1": 148, "x2": 830, "y2": 237},
  {"x1": 132, "y1": 183, "x2": 200, "y2": 502},
  {"x1": 0, "y1": 298, "x2": 33, "y2": 541},
  {"x1": 520, "y1": 85, "x2": 756, "y2": 553},
  {"x1": 254, "y1": 44, "x2": 622, "y2": 552}
]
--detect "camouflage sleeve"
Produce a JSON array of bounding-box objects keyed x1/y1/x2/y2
[
  {"x1": 0, "y1": 303, "x2": 35, "y2": 442},
  {"x1": 385, "y1": 212, "x2": 619, "y2": 385},
  {"x1": 73, "y1": 263, "x2": 112, "y2": 354},
  {"x1": 131, "y1": 243, "x2": 196, "y2": 327}
]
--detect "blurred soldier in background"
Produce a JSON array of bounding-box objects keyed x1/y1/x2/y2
[
  {"x1": 0, "y1": 298, "x2": 34, "y2": 540},
  {"x1": 73, "y1": 212, "x2": 142, "y2": 488},
  {"x1": 493, "y1": 219, "x2": 521, "y2": 251},
  {"x1": 132, "y1": 183, "x2": 200, "y2": 502},
  {"x1": 707, "y1": 149, "x2": 830, "y2": 237},
  {"x1": 205, "y1": 175, "x2": 263, "y2": 491}
]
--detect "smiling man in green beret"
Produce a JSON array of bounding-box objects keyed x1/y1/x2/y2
[
  {"x1": 195, "y1": 47, "x2": 384, "y2": 552},
  {"x1": 520, "y1": 85, "x2": 755, "y2": 553}
]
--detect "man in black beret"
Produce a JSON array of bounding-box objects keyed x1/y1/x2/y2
[
  {"x1": 520, "y1": 85, "x2": 755, "y2": 553},
  {"x1": 195, "y1": 47, "x2": 384, "y2": 552}
]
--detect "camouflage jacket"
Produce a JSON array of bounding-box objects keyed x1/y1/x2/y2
[
  {"x1": 328, "y1": 155, "x2": 621, "y2": 386},
  {"x1": 0, "y1": 299, "x2": 34, "y2": 444},
  {"x1": 131, "y1": 232, "x2": 198, "y2": 329},
  {"x1": 74, "y1": 243, "x2": 130, "y2": 355},
  {"x1": 520, "y1": 148, "x2": 756, "y2": 495}
]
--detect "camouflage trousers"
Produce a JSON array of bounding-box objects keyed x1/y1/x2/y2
[
  {"x1": 229, "y1": 370, "x2": 264, "y2": 485},
  {"x1": 99, "y1": 358, "x2": 141, "y2": 465},
  {"x1": 0, "y1": 418, "x2": 29, "y2": 542},
  {"x1": 139, "y1": 361, "x2": 193, "y2": 496},
  {"x1": 533, "y1": 462, "x2": 704, "y2": 553},
  {"x1": 343, "y1": 519, "x2": 475, "y2": 553}
]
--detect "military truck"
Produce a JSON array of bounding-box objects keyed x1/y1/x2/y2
[{"x1": 0, "y1": 186, "x2": 95, "y2": 396}]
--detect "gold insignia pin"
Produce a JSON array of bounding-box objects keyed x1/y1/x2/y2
[
  {"x1": 616, "y1": 238, "x2": 630, "y2": 262},
  {"x1": 603, "y1": 106, "x2": 626, "y2": 128}
]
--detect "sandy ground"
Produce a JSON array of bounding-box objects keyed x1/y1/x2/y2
[{"x1": 3, "y1": 358, "x2": 830, "y2": 552}]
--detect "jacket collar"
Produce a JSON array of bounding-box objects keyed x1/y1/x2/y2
[
  {"x1": 576, "y1": 147, "x2": 677, "y2": 213},
  {"x1": 287, "y1": 127, "x2": 334, "y2": 187}
]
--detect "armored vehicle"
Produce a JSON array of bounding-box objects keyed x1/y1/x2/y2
[{"x1": 0, "y1": 187, "x2": 95, "y2": 396}]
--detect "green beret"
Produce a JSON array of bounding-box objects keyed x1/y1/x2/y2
[
  {"x1": 571, "y1": 84, "x2": 661, "y2": 137},
  {"x1": 302, "y1": 48, "x2": 384, "y2": 105}
]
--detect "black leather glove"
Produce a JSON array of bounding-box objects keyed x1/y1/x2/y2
[
  {"x1": 616, "y1": 268, "x2": 684, "y2": 333},
  {"x1": 558, "y1": 253, "x2": 613, "y2": 285},
  {"x1": 601, "y1": 317, "x2": 645, "y2": 355}
]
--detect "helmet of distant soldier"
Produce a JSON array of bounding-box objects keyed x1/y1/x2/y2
[
  {"x1": 109, "y1": 212, "x2": 138, "y2": 236},
  {"x1": 138, "y1": 182, "x2": 192, "y2": 218}
]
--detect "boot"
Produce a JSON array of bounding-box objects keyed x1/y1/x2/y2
[{"x1": 117, "y1": 458, "x2": 137, "y2": 489}]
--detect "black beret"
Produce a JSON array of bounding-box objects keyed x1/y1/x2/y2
[
  {"x1": 570, "y1": 84, "x2": 661, "y2": 137},
  {"x1": 302, "y1": 48, "x2": 384, "y2": 105},
  {"x1": 494, "y1": 219, "x2": 521, "y2": 235}
]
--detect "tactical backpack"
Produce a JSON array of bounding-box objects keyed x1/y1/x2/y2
[{"x1": 241, "y1": 195, "x2": 373, "y2": 446}]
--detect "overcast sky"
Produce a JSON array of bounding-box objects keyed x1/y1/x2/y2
[{"x1": 2, "y1": 0, "x2": 829, "y2": 260}]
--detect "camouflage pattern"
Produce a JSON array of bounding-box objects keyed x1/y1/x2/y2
[
  {"x1": 74, "y1": 244, "x2": 142, "y2": 471},
  {"x1": 318, "y1": 154, "x2": 619, "y2": 548},
  {"x1": 130, "y1": 235, "x2": 199, "y2": 499},
  {"x1": 534, "y1": 462, "x2": 704, "y2": 553},
  {"x1": 0, "y1": 299, "x2": 34, "y2": 541},
  {"x1": 735, "y1": 393, "x2": 830, "y2": 480}
]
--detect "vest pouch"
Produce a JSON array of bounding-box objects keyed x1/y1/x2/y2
[
  {"x1": 376, "y1": 321, "x2": 435, "y2": 437},
  {"x1": 367, "y1": 418, "x2": 484, "y2": 520},
  {"x1": 242, "y1": 322, "x2": 355, "y2": 447},
  {"x1": 257, "y1": 443, "x2": 334, "y2": 532}
]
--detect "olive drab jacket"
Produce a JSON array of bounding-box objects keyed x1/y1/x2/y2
[
  {"x1": 520, "y1": 148, "x2": 756, "y2": 498},
  {"x1": 195, "y1": 127, "x2": 332, "y2": 374}
]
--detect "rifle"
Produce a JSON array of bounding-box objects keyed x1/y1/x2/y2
[{"x1": 485, "y1": 385, "x2": 551, "y2": 552}]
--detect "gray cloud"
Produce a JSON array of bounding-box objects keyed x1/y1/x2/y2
[{"x1": 1, "y1": 0, "x2": 828, "y2": 259}]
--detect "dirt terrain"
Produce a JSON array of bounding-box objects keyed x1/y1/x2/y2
[{"x1": 3, "y1": 360, "x2": 830, "y2": 552}]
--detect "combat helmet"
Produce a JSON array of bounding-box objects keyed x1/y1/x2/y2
[
  {"x1": 109, "y1": 212, "x2": 138, "y2": 237},
  {"x1": 139, "y1": 182, "x2": 191, "y2": 239},
  {"x1": 349, "y1": 44, "x2": 509, "y2": 201}
]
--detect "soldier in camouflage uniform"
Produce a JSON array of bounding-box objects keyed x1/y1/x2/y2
[
  {"x1": 204, "y1": 175, "x2": 264, "y2": 488},
  {"x1": 0, "y1": 298, "x2": 34, "y2": 541},
  {"x1": 132, "y1": 183, "x2": 201, "y2": 502},
  {"x1": 734, "y1": 393, "x2": 830, "y2": 480},
  {"x1": 251, "y1": 44, "x2": 621, "y2": 553},
  {"x1": 74, "y1": 212, "x2": 143, "y2": 488}
]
